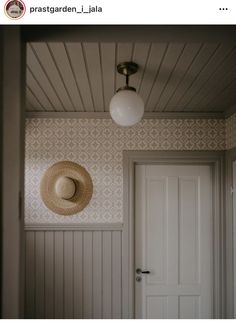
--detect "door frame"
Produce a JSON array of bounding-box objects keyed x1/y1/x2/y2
[
  {"x1": 1, "y1": 27, "x2": 26, "y2": 318},
  {"x1": 122, "y1": 150, "x2": 225, "y2": 319},
  {"x1": 226, "y1": 147, "x2": 236, "y2": 318}
]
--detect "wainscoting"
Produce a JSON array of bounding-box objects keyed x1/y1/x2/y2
[{"x1": 25, "y1": 224, "x2": 123, "y2": 319}]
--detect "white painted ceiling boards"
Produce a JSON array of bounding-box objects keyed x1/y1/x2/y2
[{"x1": 26, "y1": 41, "x2": 236, "y2": 116}]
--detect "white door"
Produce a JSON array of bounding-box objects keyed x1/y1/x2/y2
[{"x1": 135, "y1": 164, "x2": 213, "y2": 319}]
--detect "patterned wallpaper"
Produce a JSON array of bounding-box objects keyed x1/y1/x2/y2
[
  {"x1": 25, "y1": 118, "x2": 225, "y2": 224},
  {"x1": 226, "y1": 113, "x2": 236, "y2": 149}
]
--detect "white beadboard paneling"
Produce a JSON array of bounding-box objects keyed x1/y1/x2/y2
[
  {"x1": 64, "y1": 232, "x2": 74, "y2": 318},
  {"x1": 83, "y1": 232, "x2": 93, "y2": 318},
  {"x1": 73, "y1": 231, "x2": 83, "y2": 318},
  {"x1": 102, "y1": 231, "x2": 112, "y2": 318},
  {"x1": 93, "y1": 231, "x2": 102, "y2": 318},
  {"x1": 35, "y1": 232, "x2": 45, "y2": 318},
  {"x1": 112, "y1": 231, "x2": 122, "y2": 318},
  {"x1": 54, "y1": 232, "x2": 64, "y2": 318},
  {"x1": 45, "y1": 232, "x2": 54, "y2": 318},
  {"x1": 25, "y1": 232, "x2": 35, "y2": 318},
  {"x1": 25, "y1": 228, "x2": 123, "y2": 319}
]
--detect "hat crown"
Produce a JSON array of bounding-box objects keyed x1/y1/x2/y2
[{"x1": 55, "y1": 176, "x2": 76, "y2": 200}]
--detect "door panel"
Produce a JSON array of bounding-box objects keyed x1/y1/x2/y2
[
  {"x1": 179, "y1": 177, "x2": 199, "y2": 285},
  {"x1": 146, "y1": 296, "x2": 168, "y2": 319},
  {"x1": 146, "y1": 178, "x2": 167, "y2": 285},
  {"x1": 179, "y1": 296, "x2": 200, "y2": 319},
  {"x1": 135, "y1": 165, "x2": 213, "y2": 319}
]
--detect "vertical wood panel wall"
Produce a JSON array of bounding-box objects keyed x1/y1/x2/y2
[{"x1": 25, "y1": 227, "x2": 122, "y2": 319}]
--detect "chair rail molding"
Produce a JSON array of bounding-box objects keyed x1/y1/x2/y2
[{"x1": 24, "y1": 223, "x2": 123, "y2": 231}]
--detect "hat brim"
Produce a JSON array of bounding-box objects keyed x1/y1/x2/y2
[{"x1": 40, "y1": 161, "x2": 93, "y2": 215}]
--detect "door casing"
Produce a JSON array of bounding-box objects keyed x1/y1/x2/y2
[
  {"x1": 226, "y1": 147, "x2": 236, "y2": 318},
  {"x1": 122, "y1": 150, "x2": 225, "y2": 319},
  {"x1": 1, "y1": 27, "x2": 26, "y2": 318}
]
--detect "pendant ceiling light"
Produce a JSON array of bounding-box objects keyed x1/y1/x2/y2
[{"x1": 109, "y1": 62, "x2": 144, "y2": 127}]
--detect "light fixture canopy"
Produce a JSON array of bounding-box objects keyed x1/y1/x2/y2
[{"x1": 109, "y1": 62, "x2": 144, "y2": 127}]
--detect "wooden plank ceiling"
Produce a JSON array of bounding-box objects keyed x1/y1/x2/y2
[{"x1": 26, "y1": 42, "x2": 236, "y2": 115}]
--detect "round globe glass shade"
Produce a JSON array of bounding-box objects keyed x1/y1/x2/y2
[{"x1": 109, "y1": 89, "x2": 144, "y2": 126}]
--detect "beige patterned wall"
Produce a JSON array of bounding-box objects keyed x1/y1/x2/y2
[
  {"x1": 226, "y1": 113, "x2": 236, "y2": 149},
  {"x1": 25, "y1": 118, "x2": 225, "y2": 224}
]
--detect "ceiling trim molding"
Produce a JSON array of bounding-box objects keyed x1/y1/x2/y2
[
  {"x1": 25, "y1": 111, "x2": 225, "y2": 120},
  {"x1": 224, "y1": 105, "x2": 236, "y2": 118},
  {"x1": 22, "y1": 25, "x2": 236, "y2": 42}
]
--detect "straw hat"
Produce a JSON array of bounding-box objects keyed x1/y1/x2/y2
[{"x1": 40, "y1": 161, "x2": 93, "y2": 215}]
